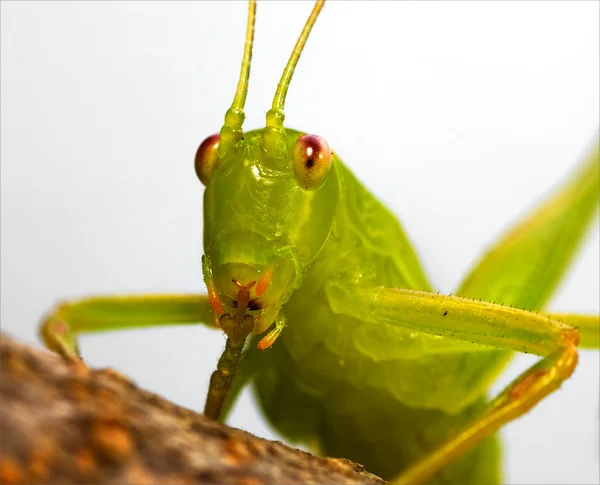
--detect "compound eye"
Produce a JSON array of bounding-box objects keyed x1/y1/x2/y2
[
  {"x1": 292, "y1": 134, "x2": 332, "y2": 190},
  {"x1": 194, "y1": 133, "x2": 220, "y2": 185}
]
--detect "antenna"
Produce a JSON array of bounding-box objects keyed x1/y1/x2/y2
[
  {"x1": 263, "y1": 0, "x2": 326, "y2": 158},
  {"x1": 269, "y1": 0, "x2": 326, "y2": 126},
  {"x1": 219, "y1": 0, "x2": 257, "y2": 155}
]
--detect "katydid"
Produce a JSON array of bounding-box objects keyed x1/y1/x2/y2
[{"x1": 27, "y1": 1, "x2": 600, "y2": 484}]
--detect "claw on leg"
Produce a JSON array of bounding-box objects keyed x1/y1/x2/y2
[
  {"x1": 38, "y1": 293, "x2": 213, "y2": 363},
  {"x1": 39, "y1": 312, "x2": 81, "y2": 362}
]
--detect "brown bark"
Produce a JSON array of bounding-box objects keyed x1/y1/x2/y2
[{"x1": 0, "y1": 333, "x2": 385, "y2": 485}]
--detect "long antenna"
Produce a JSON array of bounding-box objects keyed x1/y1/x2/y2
[
  {"x1": 267, "y1": 0, "x2": 326, "y2": 130},
  {"x1": 231, "y1": 0, "x2": 256, "y2": 115},
  {"x1": 219, "y1": 0, "x2": 257, "y2": 155}
]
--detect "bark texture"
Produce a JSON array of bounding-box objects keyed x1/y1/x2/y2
[{"x1": 0, "y1": 333, "x2": 385, "y2": 485}]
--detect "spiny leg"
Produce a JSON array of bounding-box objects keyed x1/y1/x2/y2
[
  {"x1": 40, "y1": 294, "x2": 213, "y2": 361},
  {"x1": 327, "y1": 283, "x2": 599, "y2": 484},
  {"x1": 393, "y1": 336, "x2": 581, "y2": 484},
  {"x1": 40, "y1": 292, "x2": 260, "y2": 422},
  {"x1": 546, "y1": 313, "x2": 599, "y2": 349},
  {"x1": 327, "y1": 285, "x2": 599, "y2": 355},
  {"x1": 395, "y1": 329, "x2": 592, "y2": 484}
]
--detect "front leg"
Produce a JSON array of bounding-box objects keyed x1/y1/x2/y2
[{"x1": 40, "y1": 294, "x2": 214, "y2": 361}]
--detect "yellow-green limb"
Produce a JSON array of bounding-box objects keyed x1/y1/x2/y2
[
  {"x1": 548, "y1": 313, "x2": 600, "y2": 349},
  {"x1": 392, "y1": 341, "x2": 578, "y2": 485},
  {"x1": 326, "y1": 284, "x2": 596, "y2": 484},
  {"x1": 326, "y1": 285, "x2": 587, "y2": 357},
  {"x1": 40, "y1": 294, "x2": 213, "y2": 361}
]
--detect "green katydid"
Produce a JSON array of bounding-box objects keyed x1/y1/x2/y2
[{"x1": 31, "y1": 1, "x2": 600, "y2": 484}]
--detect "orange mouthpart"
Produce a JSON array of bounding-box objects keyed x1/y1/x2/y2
[
  {"x1": 232, "y1": 279, "x2": 256, "y2": 324},
  {"x1": 207, "y1": 282, "x2": 223, "y2": 315},
  {"x1": 256, "y1": 266, "x2": 273, "y2": 296},
  {"x1": 257, "y1": 325, "x2": 282, "y2": 350}
]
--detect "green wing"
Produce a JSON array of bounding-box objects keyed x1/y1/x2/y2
[{"x1": 457, "y1": 143, "x2": 599, "y2": 309}]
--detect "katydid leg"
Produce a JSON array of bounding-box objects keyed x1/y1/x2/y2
[
  {"x1": 327, "y1": 284, "x2": 599, "y2": 483},
  {"x1": 40, "y1": 294, "x2": 213, "y2": 361},
  {"x1": 392, "y1": 343, "x2": 579, "y2": 485},
  {"x1": 326, "y1": 285, "x2": 595, "y2": 355},
  {"x1": 545, "y1": 313, "x2": 600, "y2": 349}
]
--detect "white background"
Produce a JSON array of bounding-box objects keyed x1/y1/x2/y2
[{"x1": 2, "y1": 2, "x2": 599, "y2": 484}]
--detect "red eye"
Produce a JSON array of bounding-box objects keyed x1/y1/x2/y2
[
  {"x1": 292, "y1": 134, "x2": 332, "y2": 190},
  {"x1": 194, "y1": 133, "x2": 220, "y2": 185}
]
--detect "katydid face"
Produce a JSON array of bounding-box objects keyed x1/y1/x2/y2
[{"x1": 197, "y1": 128, "x2": 338, "y2": 336}]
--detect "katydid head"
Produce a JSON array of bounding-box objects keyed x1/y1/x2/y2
[{"x1": 196, "y1": 0, "x2": 335, "y2": 348}]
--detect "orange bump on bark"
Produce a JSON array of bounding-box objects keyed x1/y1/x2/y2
[
  {"x1": 123, "y1": 463, "x2": 155, "y2": 485},
  {"x1": 70, "y1": 380, "x2": 90, "y2": 402},
  {"x1": 0, "y1": 457, "x2": 22, "y2": 485},
  {"x1": 95, "y1": 388, "x2": 123, "y2": 414},
  {"x1": 245, "y1": 438, "x2": 265, "y2": 457},
  {"x1": 223, "y1": 438, "x2": 254, "y2": 466},
  {"x1": 75, "y1": 448, "x2": 97, "y2": 475},
  {"x1": 99, "y1": 367, "x2": 136, "y2": 387},
  {"x1": 28, "y1": 443, "x2": 53, "y2": 482},
  {"x1": 233, "y1": 477, "x2": 263, "y2": 485},
  {"x1": 69, "y1": 360, "x2": 91, "y2": 378},
  {"x1": 3, "y1": 353, "x2": 30, "y2": 378},
  {"x1": 90, "y1": 418, "x2": 134, "y2": 463}
]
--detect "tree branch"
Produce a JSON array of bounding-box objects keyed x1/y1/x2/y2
[{"x1": 0, "y1": 333, "x2": 385, "y2": 485}]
